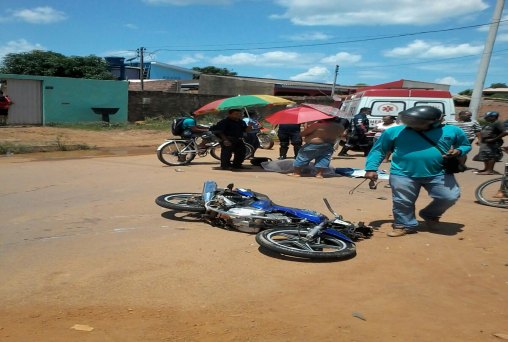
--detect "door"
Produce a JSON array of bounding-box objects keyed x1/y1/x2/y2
[{"x1": 6, "y1": 79, "x2": 42, "y2": 125}]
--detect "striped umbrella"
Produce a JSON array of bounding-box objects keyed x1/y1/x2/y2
[{"x1": 194, "y1": 95, "x2": 294, "y2": 115}]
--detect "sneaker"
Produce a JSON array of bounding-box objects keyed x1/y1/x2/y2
[
  {"x1": 278, "y1": 156, "x2": 286, "y2": 160},
  {"x1": 387, "y1": 227, "x2": 417, "y2": 237}
]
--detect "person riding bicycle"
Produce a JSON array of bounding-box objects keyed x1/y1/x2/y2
[{"x1": 181, "y1": 113, "x2": 214, "y2": 150}]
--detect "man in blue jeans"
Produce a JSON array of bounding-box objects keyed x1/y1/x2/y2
[{"x1": 364, "y1": 106, "x2": 471, "y2": 237}]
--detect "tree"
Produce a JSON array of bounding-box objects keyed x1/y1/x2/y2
[
  {"x1": 489, "y1": 82, "x2": 507, "y2": 88},
  {"x1": 192, "y1": 66, "x2": 237, "y2": 79},
  {"x1": 459, "y1": 89, "x2": 473, "y2": 96},
  {"x1": 0, "y1": 50, "x2": 115, "y2": 80}
]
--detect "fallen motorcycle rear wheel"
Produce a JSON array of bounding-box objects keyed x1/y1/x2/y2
[
  {"x1": 256, "y1": 228, "x2": 356, "y2": 260},
  {"x1": 155, "y1": 193, "x2": 206, "y2": 212}
]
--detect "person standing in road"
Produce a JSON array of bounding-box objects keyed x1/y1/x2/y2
[
  {"x1": 473, "y1": 111, "x2": 507, "y2": 175},
  {"x1": 372, "y1": 115, "x2": 399, "y2": 163},
  {"x1": 447, "y1": 110, "x2": 482, "y2": 167},
  {"x1": 0, "y1": 91, "x2": 12, "y2": 126},
  {"x1": 447, "y1": 110, "x2": 481, "y2": 144},
  {"x1": 214, "y1": 108, "x2": 252, "y2": 170},
  {"x1": 276, "y1": 123, "x2": 302, "y2": 160},
  {"x1": 364, "y1": 106, "x2": 471, "y2": 237}
]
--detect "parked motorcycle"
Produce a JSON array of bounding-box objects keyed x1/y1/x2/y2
[{"x1": 155, "y1": 181, "x2": 373, "y2": 260}]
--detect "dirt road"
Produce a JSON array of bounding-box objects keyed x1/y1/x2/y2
[{"x1": 0, "y1": 127, "x2": 507, "y2": 341}]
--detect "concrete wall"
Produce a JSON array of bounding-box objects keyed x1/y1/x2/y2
[
  {"x1": 198, "y1": 74, "x2": 275, "y2": 96},
  {"x1": 128, "y1": 92, "x2": 224, "y2": 121},
  {"x1": 0, "y1": 73, "x2": 128, "y2": 124},
  {"x1": 127, "y1": 91, "x2": 338, "y2": 122}
]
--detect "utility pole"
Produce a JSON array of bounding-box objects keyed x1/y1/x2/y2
[
  {"x1": 469, "y1": 0, "x2": 505, "y2": 120},
  {"x1": 138, "y1": 47, "x2": 146, "y2": 91},
  {"x1": 331, "y1": 65, "x2": 339, "y2": 99}
]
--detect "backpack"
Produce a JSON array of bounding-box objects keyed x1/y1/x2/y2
[{"x1": 171, "y1": 117, "x2": 187, "y2": 136}]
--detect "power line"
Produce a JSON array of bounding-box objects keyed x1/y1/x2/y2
[
  {"x1": 344, "y1": 47, "x2": 508, "y2": 71},
  {"x1": 146, "y1": 19, "x2": 508, "y2": 52}
]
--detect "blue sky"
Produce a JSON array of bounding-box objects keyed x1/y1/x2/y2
[{"x1": 1, "y1": 0, "x2": 507, "y2": 93}]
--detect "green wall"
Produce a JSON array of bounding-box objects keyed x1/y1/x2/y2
[
  {"x1": 42, "y1": 77, "x2": 128, "y2": 124},
  {"x1": 0, "y1": 74, "x2": 128, "y2": 124}
]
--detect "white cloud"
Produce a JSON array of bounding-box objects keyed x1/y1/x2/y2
[
  {"x1": 290, "y1": 66, "x2": 330, "y2": 82},
  {"x1": 211, "y1": 51, "x2": 304, "y2": 66},
  {"x1": 285, "y1": 32, "x2": 332, "y2": 41},
  {"x1": 497, "y1": 33, "x2": 508, "y2": 42},
  {"x1": 11, "y1": 6, "x2": 67, "y2": 24},
  {"x1": 142, "y1": 0, "x2": 232, "y2": 5},
  {"x1": 321, "y1": 52, "x2": 361, "y2": 65},
  {"x1": 169, "y1": 54, "x2": 205, "y2": 65},
  {"x1": 0, "y1": 39, "x2": 45, "y2": 59},
  {"x1": 384, "y1": 39, "x2": 484, "y2": 58},
  {"x1": 272, "y1": 0, "x2": 488, "y2": 26},
  {"x1": 124, "y1": 23, "x2": 138, "y2": 30},
  {"x1": 434, "y1": 76, "x2": 473, "y2": 86}
]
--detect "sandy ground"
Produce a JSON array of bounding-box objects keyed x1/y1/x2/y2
[{"x1": 0, "y1": 127, "x2": 507, "y2": 341}]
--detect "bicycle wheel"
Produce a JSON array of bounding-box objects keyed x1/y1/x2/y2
[
  {"x1": 256, "y1": 228, "x2": 356, "y2": 260},
  {"x1": 157, "y1": 141, "x2": 196, "y2": 166},
  {"x1": 475, "y1": 178, "x2": 508, "y2": 208},
  {"x1": 258, "y1": 133, "x2": 274, "y2": 150},
  {"x1": 210, "y1": 143, "x2": 254, "y2": 161},
  {"x1": 155, "y1": 193, "x2": 206, "y2": 212}
]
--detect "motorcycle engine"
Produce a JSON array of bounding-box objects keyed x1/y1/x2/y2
[{"x1": 204, "y1": 199, "x2": 292, "y2": 233}]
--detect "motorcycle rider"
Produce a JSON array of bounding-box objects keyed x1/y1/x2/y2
[{"x1": 364, "y1": 106, "x2": 471, "y2": 237}]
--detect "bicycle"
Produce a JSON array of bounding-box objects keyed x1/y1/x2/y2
[
  {"x1": 475, "y1": 162, "x2": 508, "y2": 208},
  {"x1": 157, "y1": 135, "x2": 254, "y2": 166}
]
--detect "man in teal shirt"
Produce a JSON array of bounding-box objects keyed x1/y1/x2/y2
[{"x1": 365, "y1": 106, "x2": 471, "y2": 237}]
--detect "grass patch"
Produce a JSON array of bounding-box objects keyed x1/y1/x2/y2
[
  {"x1": 45, "y1": 115, "x2": 222, "y2": 132},
  {"x1": 0, "y1": 139, "x2": 93, "y2": 155}
]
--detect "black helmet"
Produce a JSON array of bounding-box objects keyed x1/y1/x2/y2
[
  {"x1": 398, "y1": 106, "x2": 443, "y2": 130},
  {"x1": 484, "y1": 111, "x2": 499, "y2": 118}
]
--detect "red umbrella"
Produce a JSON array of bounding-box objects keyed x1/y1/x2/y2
[{"x1": 265, "y1": 103, "x2": 341, "y2": 125}]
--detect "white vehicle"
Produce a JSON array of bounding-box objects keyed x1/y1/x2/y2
[{"x1": 340, "y1": 86, "x2": 456, "y2": 127}]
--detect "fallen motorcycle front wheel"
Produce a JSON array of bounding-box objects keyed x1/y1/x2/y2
[{"x1": 255, "y1": 228, "x2": 356, "y2": 260}]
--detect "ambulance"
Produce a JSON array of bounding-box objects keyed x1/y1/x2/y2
[{"x1": 339, "y1": 80, "x2": 456, "y2": 127}]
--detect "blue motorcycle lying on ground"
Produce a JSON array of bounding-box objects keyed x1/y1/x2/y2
[{"x1": 155, "y1": 181, "x2": 373, "y2": 260}]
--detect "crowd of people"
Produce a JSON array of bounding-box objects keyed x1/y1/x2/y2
[{"x1": 181, "y1": 104, "x2": 506, "y2": 237}]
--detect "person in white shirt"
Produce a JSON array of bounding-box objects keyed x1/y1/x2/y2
[{"x1": 372, "y1": 115, "x2": 399, "y2": 162}]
